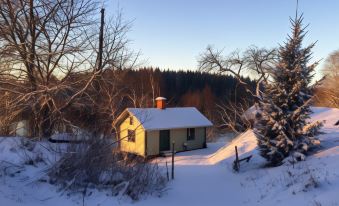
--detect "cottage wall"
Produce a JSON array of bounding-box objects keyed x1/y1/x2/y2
[
  {"x1": 119, "y1": 115, "x2": 145, "y2": 156},
  {"x1": 146, "y1": 130, "x2": 159, "y2": 156},
  {"x1": 170, "y1": 127, "x2": 206, "y2": 151},
  {"x1": 146, "y1": 127, "x2": 206, "y2": 156}
]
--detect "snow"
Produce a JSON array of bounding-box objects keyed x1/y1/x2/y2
[
  {"x1": 155, "y1": 97, "x2": 166, "y2": 100},
  {"x1": 241, "y1": 105, "x2": 259, "y2": 122},
  {"x1": 126, "y1": 107, "x2": 213, "y2": 131},
  {"x1": 1, "y1": 107, "x2": 339, "y2": 205},
  {"x1": 156, "y1": 130, "x2": 257, "y2": 166},
  {"x1": 310, "y1": 107, "x2": 339, "y2": 128}
]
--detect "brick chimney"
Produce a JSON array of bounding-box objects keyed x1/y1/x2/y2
[{"x1": 155, "y1": 97, "x2": 166, "y2": 109}]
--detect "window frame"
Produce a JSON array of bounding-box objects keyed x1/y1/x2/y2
[
  {"x1": 129, "y1": 116, "x2": 133, "y2": 125},
  {"x1": 187, "y1": 128, "x2": 195, "y2": 141},
  {"x1": 127, "y1": 129, "x2": 136, "y2": 142}
]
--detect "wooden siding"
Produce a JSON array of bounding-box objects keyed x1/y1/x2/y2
[
  {"x1": 146, "y1": 130, "x2": 160, "y2": 156},
  {"x1": 146, "y1": 127, "x2": 206, "y2": 156},
  {"x1": 170, "y1": 127, "x2": 206, "y2": 152},
  {"x1": 119, "y1": 115, "x2": 145, "y2": 156}
]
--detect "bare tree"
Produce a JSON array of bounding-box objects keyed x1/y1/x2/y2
[
  {"x1": 148, "y1": 70, "x2": 161, "y2": 107},
  {"x1": 217, "y1": 100, "x2": 252, "y2": 133},
  {"x1": 84, "y1": 9, "x2": 140, "y2": 136},
  {"x1": 323, "y1": 50, "x2": 339, "y2": 78},
  {"x1": 0, "y1": 0, "x2": 137, "y2": 138},
  {"x1": 244, "y1": 46, "x2": 277, "y2": 97},
  {"x1": 199, "y1": 46, "x2": 277, "y2": 99},
  {"x1": 199, "y1": 46, "x2": 277, "y2": 131},
  {"x1": 315, "y1": 50, "x2": 339, "y2": 108}
]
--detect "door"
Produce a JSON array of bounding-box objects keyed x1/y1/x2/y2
[{"x1": 159, "y1": 130, "x2": 170, "y2": 151}]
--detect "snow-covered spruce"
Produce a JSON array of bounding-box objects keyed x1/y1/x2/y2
[{"x1": 254, "y1": 15, "x2": 321, "y2": 166}]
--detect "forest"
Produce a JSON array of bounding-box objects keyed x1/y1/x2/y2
[{"x1": 116, "y1": 68, "x2": 255, "y2": 125}]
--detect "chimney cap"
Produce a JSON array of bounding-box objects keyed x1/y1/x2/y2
[
  {"x1": 155, "y1": 97, "x2": 167, "y2": 101},
  {"x1": 155, "y1": 97, "x2": 166, "y2": 109}
]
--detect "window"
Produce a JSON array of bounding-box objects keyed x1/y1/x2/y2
[
  {"x1": 128, "y1": 130, "x2": 135, "y2": 142},
  {"x1": 129, "y1": 116, "x2": 133, "y2": 125},
  {"x1": 187, "y1": 128, "x2": 195, "y2": 140}
]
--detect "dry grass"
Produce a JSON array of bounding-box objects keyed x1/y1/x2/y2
[{"x1": 47, "y1": 133, "x2": 166, "y2": 200}]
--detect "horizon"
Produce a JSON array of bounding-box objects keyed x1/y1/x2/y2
[{"x1": 108, "y1": 0, "x2": 339, "y2": 77}]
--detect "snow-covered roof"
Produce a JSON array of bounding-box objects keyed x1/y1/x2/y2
[
  {"x1": 120, "y1": 107, "x2": 213, "y2": 131},
  {"x1": 241, "y1": 105, "x2": 259, "y2": 121}
]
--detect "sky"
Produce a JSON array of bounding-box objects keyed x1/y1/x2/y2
[{"x1": 107, "y1": 0, "x2": 339, "y2": 74}]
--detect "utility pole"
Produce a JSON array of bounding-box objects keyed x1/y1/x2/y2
[
  {"x1": 97, "y1": 8, "x2": 105, "y2": 72},
  {"x1": 93, "y1": 7, "x2": 105, "y2": 136}
]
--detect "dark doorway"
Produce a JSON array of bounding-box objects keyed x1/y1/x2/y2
[{"x1": 159, "y1": 130, "x2": 170, "y2": 151}]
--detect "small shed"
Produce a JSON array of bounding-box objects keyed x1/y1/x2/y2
[{"x1": 114, "y1": 97, "x2": 213, "y2": 156}]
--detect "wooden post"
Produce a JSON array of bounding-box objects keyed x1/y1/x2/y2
[
  {"x1": 171, "y1": 141, "x2": 175, "y2": 180},
  {"x1": 235, "y1": 146, "x2": 239, "y2": 172},
  {"x1": 166, "y1": 161, "x2": 169, "y2": 181},
  {"x1": 233, "y1": 146, "x2": 252, "y2": 172}
]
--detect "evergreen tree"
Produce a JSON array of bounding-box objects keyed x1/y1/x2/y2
[{"x1": 254, "y1": 15, "x2": 321, "y2": 166}]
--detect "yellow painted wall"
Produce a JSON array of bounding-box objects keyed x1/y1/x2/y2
[
  {"x1": 195, "y1": 127, "x2": 206, "y2": 148},
  {"x1": 146, "y1": 130, "x2": 160, "y2": 156},
  {"x1": 118, "y1": 112, "x2": 207, "y2": 156},
  {"x1": 145, "y1": 127, "x2": 206, "y2": 155},
  {"x1": 119, "y1": 115, "x2": 145, "y2": 156},
  {"x1": 170, "y1": 127, "x2": 206, "y2": 152}
]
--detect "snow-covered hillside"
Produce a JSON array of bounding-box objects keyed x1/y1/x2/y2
[{"x1": 0, "y1": 107, "x2": 338, "y2": 206}]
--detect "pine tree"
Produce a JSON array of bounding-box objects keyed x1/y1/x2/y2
[{"x1": 254, "y1": 15, "x2": 321, "y2": 166}]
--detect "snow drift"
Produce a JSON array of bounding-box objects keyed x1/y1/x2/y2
[{"x1": 0, "y1": 107, "x2": 339, "y2": 206}]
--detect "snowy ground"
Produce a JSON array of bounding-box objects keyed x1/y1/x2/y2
[{"x1": 0, "y1": 107, "x2": 338, "y2": 206}]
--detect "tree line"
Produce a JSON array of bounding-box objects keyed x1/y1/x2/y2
[{"x1": 120, "y1": 68, "x2": 255, "y2": 117}]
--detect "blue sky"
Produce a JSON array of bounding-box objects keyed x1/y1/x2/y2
[{"x1": 107, "y1": 0, "x2": 339, "y2": 73}]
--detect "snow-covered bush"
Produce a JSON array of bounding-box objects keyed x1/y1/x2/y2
[
  {"x1": 254, "y1": 15, "x2": 322, "y2": 166},
  {"x1": 47, "y1": 133, "x2": 166, "y2": 200}
]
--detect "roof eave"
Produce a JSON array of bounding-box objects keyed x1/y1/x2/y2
[
  {"x1": 144, "y1": 124, "x2": 213, "y2": 131},
  {"x1": 114, "y1": 108, "x2": 147, "y2": 131}
]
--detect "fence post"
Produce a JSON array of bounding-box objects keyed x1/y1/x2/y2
[
  {"x1": 171, "y1": 141, "x2": 175, "y2": 180},
  {"x1": 235, "y1": 146, "x2": 239, "y2": 172}
]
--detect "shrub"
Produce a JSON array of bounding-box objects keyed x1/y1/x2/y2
[{"x1": 47, "y1": 133, "x2": 166, "y2": 200}]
